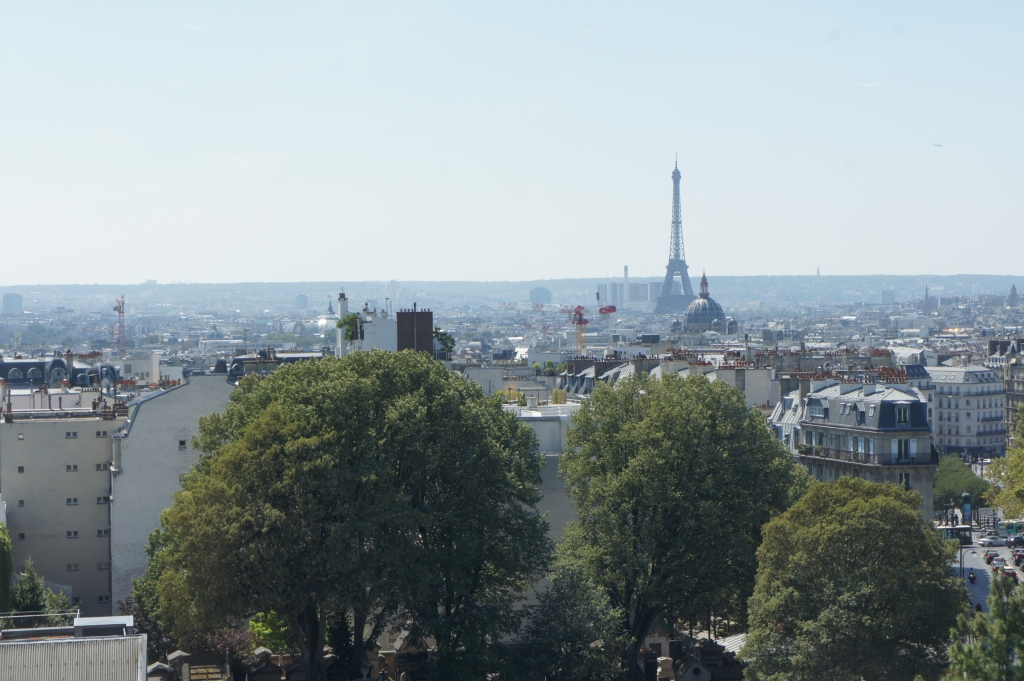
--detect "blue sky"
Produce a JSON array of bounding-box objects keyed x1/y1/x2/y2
[{"x1": 1, "y1": 2, "x2": 1021, "y2": 284}]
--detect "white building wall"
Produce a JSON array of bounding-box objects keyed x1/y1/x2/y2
[
  {"x1": 110, "y1": 376, "x2": 235, "y2": 606},
  {"x1": 0, "y1": 413, "x2": 124, "y2": 616}
]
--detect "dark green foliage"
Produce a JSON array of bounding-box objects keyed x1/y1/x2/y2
[
  {"x1": 120, "y1": 531, "x2": 177, "y2": 662},
  {"x1": 0, "y1": 525, "x2": 11, "y2": 612},
  {"x1": 933, "y1": 454, "x2": 990, "y2": 512},
  {"x1": 336, "y1": 313, "x2": 361, "y2": 341},
  {"x1": 433, "y1": 328, "x2": 456, "y2": 355},
  {"x1": 949, "y1": 574, "x2": 1024, "y2": 679},
  {"x1": 155, "y1": 350, "x2": 549, "y2": 681},
  {"x1": 742, "y1": 477, "x2": 965, "y2": 681},
  {"x1": 12, "y1": 558, "x2": 72, "y2": 627},
  {"x1": 558, "y1": 374, "x2": 797, "y2": 678},
  {"x1": 511, "y1": 569, "x2": 627, "y2": 681}
]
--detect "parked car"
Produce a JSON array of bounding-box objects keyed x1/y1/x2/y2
[{"x1": 979, "y1": 536, "x2": 1007, "y2": 547}]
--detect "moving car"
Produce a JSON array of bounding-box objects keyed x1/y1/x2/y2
[{"x1": 979, "y1": 536, "x2": 1007, "y2": 547}]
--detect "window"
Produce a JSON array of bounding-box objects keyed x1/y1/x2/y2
[
  {"x1": 97, "y1": 529, "x2": 110, "y2": 537},
  {"x1": 96, "y1": 463, "x2": 109, "y2": 471},
  {"x1": 95, "y1": 431, "x2": 107, "y2": 438},
  {"x1": 66, "y1": 531, "x2": 78, "y2": 538},
  {"x1": 18, "y1": 500, "x2": 24, "y2": 507},
  {"x1": 97, "y1": 562, "x2": 110, "y2": 570},
  {"x1": 810, "y1": 406, "x2": 824, "y2": 417},
  {"x1": 67, "y1": 564, "x2": 79, "y2": 571},
  {"x1": 65, "y1": 431, "x2": 77, "y2": 439},
  {"x1": 178, "y1": 440, "x2": 187, "y2": 450},
  {"x1": 98, "y1": 595, "x2": 110, "y2": 604},
  {"x1": 17, "y1": 466, "x2": 24, "y2": 473},
  {"x1": 17, "y1": 533, "x2": 25, "y2": 540},
  {"x1": 66, "y1": 464, "x2": 78, "y2": 472},
  {"x1": 72, "y1": 597, "x2": 81, "y2": 605},
  {"x1": 97, "y1": 496, "x2": 110, "y2": 505},
  {"x1": 896, "y1": 407, "x2": 909, "y2": 424},
  {"x1": 869, "y1": 405, "x2": 875, "y2": 417},
  {"x1": 66, "y1": 498, "x2": 78, "y2": 505},
  {"x1": 899, "y1": 472, "x2": 911, "y2": 490}
]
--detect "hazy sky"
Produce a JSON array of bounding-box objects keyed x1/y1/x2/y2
[{"x1": 2, "y1": 3, "x2": 1022, "y2": 285}]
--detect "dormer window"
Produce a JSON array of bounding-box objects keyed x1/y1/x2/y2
[{"x1": 896, "y1": 407, "x2": 909, "y2": 424}]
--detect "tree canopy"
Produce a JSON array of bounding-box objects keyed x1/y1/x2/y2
[
  {"x1": 742, "y1": 477, "x2": 964, "y2": 681},
  {"x1": 949, "y1": 573, "x2": 1024, "y2": 680},
  {"x1": 933, "y1": 453, "x2": 990, "y2": 512},
  {"x1": 558, "y1": 373, "x2": 798, "y2": 679},
  {"x1": 0, "y1": 525, "x2": 11, "y2": 613},
  {"x1": 151, "y1": 350, "x2": 549, "y2": 680},
  {"x1": 986, "y1": 407, "x2": 1024, "y2": 517}
]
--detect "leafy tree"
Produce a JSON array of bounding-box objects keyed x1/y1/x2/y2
[
  {"x1": 0, "y1": 525, "x2": 11, "y2": 612},
  {"x1": 742, "y1": 477, "x2": 964, "y2": 681},
  {"x1": 433, "y1": 328, "x2": 456, "y2": 356},
  {"x1": 249, "y1": 611, "x2": 294, "y2": 653},
  {"x1": 987, "y1": 407, "x2": 1024, "y2": 516},
  {"x1": 948, "y1": 573, "x2": 1024, "y2": 680},
  {"x1": 155, "y1": 350, "x2": 548, "y2": 681},
  {"x1": 336, "y1": 313, "x2": 361, "y2": 342},
  {"x1": 388, "y1": 355, "x2": 551, "y2": 680},
  {"x1": 532, "y1": 362, "x2": 541, "y2": 375},
  {"x1": 933, "y1": 453, "x2": 990, "y2": 513},
  {"x1": 12, "y1": 558, "x2": 71, "y2": 627},
  {"x1": 559, "y1": 374, "x2": 796, "y2": 678},
  {"x1": 120, "y1": 531, "x2": 177, "y2": 662},
  {"x1": 511, "y1": 568, "x2": 627, "y2": 681}
]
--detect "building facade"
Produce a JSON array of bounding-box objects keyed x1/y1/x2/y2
[
  {"x1": 1, "y1": 388, "x2": 127, "y2": 615},
  {"x1": 110, "y1": 376, "x2": 235, "y2": 606},
  {"x1": 770, "y1": 381, "x2": 937, "y2": 516},
  {"x1": 926, "y1": 366, "x2": 1006, "y2": 461}
]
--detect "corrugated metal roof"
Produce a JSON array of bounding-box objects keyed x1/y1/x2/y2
[{"x1": 0, "y1": 635, "x2": 145, "y2": 681}]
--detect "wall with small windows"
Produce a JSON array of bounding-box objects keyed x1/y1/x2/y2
[
  {"x1": 111, "y1": 375, "x2": 235, "y2": 606},
  {"x1": 0, "y1": 412, "x2": 125, "y2": 616}
]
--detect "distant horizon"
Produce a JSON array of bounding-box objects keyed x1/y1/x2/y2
[{"x1": 0, "y1": 272, "x2": 1020, "y2": 289}]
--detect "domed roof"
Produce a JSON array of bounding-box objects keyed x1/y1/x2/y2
[{"x1": 683, "y1": 272, "x2": 726, "y2": 333}]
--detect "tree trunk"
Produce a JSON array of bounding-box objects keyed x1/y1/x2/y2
[
  {"x1": 349, "y1": 607, "x2": 369, "y2": 679},
  {"x1": 293, "y1": 603, "x2": 326, "y2": 681}
]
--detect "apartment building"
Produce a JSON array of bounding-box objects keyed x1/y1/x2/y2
[
  {"x1": 770, "y1": 381, "x2": 936, "y2": 517},
  {"x1": 926, "y1": 365, "x2": 1006, "y2": 461},
  {"x1": 1, "y1": 387, "x2": 127, "y2": 615}
]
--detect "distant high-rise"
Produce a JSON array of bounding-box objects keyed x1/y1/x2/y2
[
  {"x1": 654, "y1": 160, "x2": 696, "y2": 314},
  {"x1": 295, "y1": 294, "x2": 308, "y2": 310},
  {"x1": 3, "y1": 293, "x2": 23, "y2": 316}
]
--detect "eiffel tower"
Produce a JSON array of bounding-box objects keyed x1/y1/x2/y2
[{"x1": 654, "y1": 159, "x2": 696, "y2": 314}]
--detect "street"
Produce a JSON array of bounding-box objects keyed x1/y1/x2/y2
[{"x1": 957, "y1": 543, "x2": 1022, "y2": 613}]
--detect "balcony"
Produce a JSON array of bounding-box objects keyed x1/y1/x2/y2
[
  {"x1": 979, "y1": 415, "x2": 1004, "y2": 423},
  {"x1": 796, "y1": 446, "x2": 938, "y2": 466}
]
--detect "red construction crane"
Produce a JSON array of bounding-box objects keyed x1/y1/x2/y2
[
  {"x1": 113, "y1": 296, "x2": 126, "y2": 357},
  {"x1": 570, "y1": 306, "x2": 588, "y2": 353}
]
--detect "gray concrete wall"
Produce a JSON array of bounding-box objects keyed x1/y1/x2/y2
[{"x1": 111, "y1": 376, "x2": 235, "y2": 606}]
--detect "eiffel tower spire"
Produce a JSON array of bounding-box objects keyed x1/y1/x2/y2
[{"x1": 654, "y1": 158, "x2": 696, "y2": 313}]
